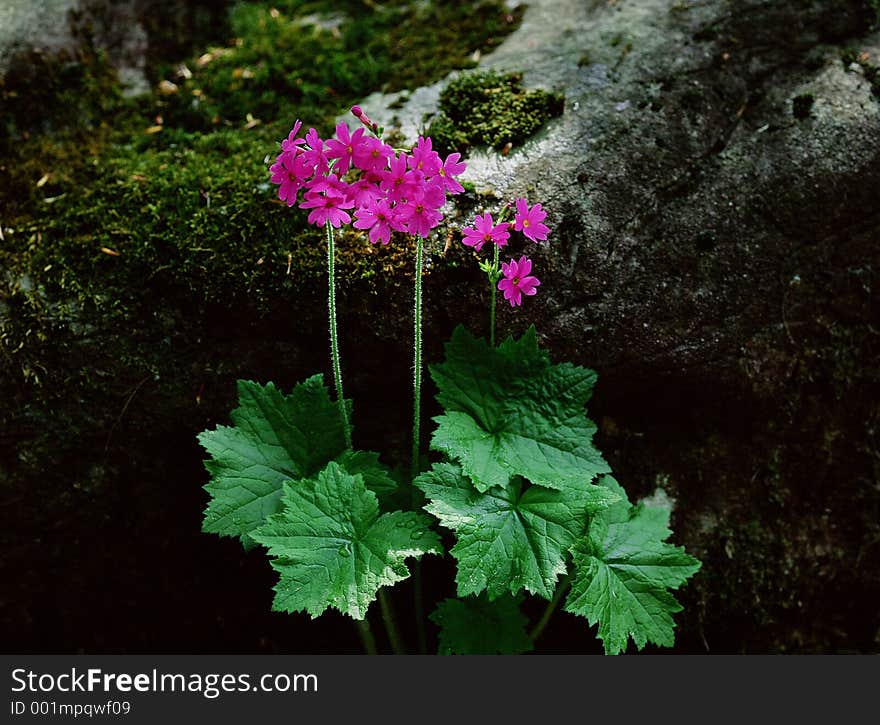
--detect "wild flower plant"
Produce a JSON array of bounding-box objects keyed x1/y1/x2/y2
[{"x1": 197, "y1": 106, "x2": 700, "y2": 655}]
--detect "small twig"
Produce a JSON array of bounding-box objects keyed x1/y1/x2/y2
[{"x1": 104, "y1": 375, "x2": 151, "y2": 453}]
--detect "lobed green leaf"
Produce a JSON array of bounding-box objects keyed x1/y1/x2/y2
[
  {"x1": 429, "y1": 326, "x2": 611, "y2": 492},
  {"x1": 252, "y1": 462, "x2": 441, "y2": 620},
  {"x1": 198, "y1": 376, "x2": 395, "y2": 546},
  {"x1": 416, "y1": 462, "x2": 617, "y2": 600},
  {"x1": 564, "y1": 477, "x2": 701, "y2": 654}
]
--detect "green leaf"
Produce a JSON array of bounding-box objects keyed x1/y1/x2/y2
[
  {"x1": 251, "y1": 462, "x2": 441, "y2": 620},
  {"x1": 431, "y1": 594, "x2": 533, "y2": 655},
  {"x1": 335, "y1": 450, "x2": 398, "y2": 502},
  {"x1": 430, "y1": 326, "x2": 610, "y2": 492},
  {"x1": 416, "y1": 462, "x2": 618, "y2": 600},
  {"x1": 198, "y1": 376, "x2": 395, "y2": 545},
  {"x1": 564, "y1": 477, "x2": 701, "y2": 654}
]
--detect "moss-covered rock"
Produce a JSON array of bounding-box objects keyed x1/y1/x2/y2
[{"x1": 427, "y1": 71, "x2": 565, "y2": 155}]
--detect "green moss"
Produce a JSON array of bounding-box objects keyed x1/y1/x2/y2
[
  {"x1": 0, "y1": 0, "x2": 525, "y2": 479},
  {"x1": 0, "y1": 47, "x2": 123, "y2": 148},
  {"x1": 1, "y1": 0, "x2": 523, "y2": 314},
  {"x1": 426, "y1": 71, "x2": 565, "y2": 156},
  {"x1": 155, "y1": 1, "x2": 523, "y2": 134}
]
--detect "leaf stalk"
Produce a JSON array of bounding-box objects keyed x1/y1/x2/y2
[
  {"x1": 355, "y1": 617, "x2": 378, "y2": 655},
  {"x1": 529, "y1": 573, "x2": 571, "y2": 642},
  {"x1": 378, "y1": 589, "x2": 406, "y2": 655}
]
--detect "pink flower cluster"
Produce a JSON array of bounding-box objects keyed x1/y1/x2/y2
[
  {"x1": 461, "y1": 198, "x2": 548, "y2": 307},
  {"x1": 269, "y1": 112, "x2": 467, "y2": 242}
]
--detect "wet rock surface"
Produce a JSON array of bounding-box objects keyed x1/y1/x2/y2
[{"x1": 2, "y1": 0, "x2": 878, "y2": 653}]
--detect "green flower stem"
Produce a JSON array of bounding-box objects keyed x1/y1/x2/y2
[
  {"x1": 411, "y1": 233, "x2": 428, "y2": 654},
  {"x1": 355, "y1": 617, "x2": 378, "y2": 656},
  {"x1": 411, "y1": 234, "x2": 424, "y2": 481},
  {"x1": 378, "y1": 589, "x2": 406, "y2": 655},
  {"x1": 489, "y1": 243, "x2": 500, "y2": 347},
  {"x1": 528, "y1": 573, "x2": 571, "y2": 642},
  {"x1": 326, "y1": 220, "x2": 352, "y2": 449}
]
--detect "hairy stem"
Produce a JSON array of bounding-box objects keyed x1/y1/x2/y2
[
  {"x1": 529, "y1": 574, "x2": 571, "y2": 643},
  {"x1": 490, "y1": 243, "x2": 500, "y2": 347},
  {"x1": 411, "y1": 234, "x2": 424, "y2": 481},
  {"x1": 326, "y1": 221, "x2": 352, "y2": 449},
  {"x1": 378, "y1": 589, "x2": 406, "y2": 655},
  {"x1": 355, "y1": 617, "x2": 378, "y2": 656},
  {"x1": 411, "y1": 233, "x2": 428, "y2": 653}
]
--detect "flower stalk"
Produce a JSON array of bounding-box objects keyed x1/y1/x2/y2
[
  {"x1": 411, "y1": 233, "x2": 429, "y2": 654},
  {"x1": 412, "y1": 234, "x2": 424, "y2": 481},
  {"x1": 265, "y1": 113, "x2": 467, "y2": 656},
  {"x1": 490, "y1": 243, "x2": 500, "y2": 347},
  {"x1": 326, "y1": 220, "x2": 352, "y2": 449}
]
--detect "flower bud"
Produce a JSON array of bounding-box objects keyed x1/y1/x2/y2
[{"x1": 350, "y1": 105, "x2": 376, "y2": 132}]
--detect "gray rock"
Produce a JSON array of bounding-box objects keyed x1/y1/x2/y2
[
  {"x1": 2, "y1": 0, "x2": 152, "y2": 95},
  {"x1": 368, "y1": 0, "x2": 880, "y2": 376},
  {"x1": 0, "y1": 0, "x2": 80, "y2": 69},
  {"x1": 359, "y1": 0, "x2": 880, "y2": 651}
]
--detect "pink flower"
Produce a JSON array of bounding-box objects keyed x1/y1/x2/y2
[
  {"x1": 398, "y1": 203, "x2": 441, "y2": 237},
  {"x1": 381, "y1": 154, "x2": 422, "y2": 202},
  {"x1": 462, "y1": 212, "x2": 510, "y2": 251},
  {"x1": 354, "y1": 137, "x2": 394, "y2": 174},
  {"x1": 354, "y1": 198, "x2": 395, "y2": 244},
  {"x1": 497, "y1": 256, "x2": 540, "y2": 306},
  {"x1": 397, "y1": 181, "x2": 445, "y2": 237},
  {"x1": 513, "y1": 198, "x2": 550, "y2": 242},
  {"x1": 346, "y1": 174, "x2": 383, "y2": 208},
  {"x1": 299, "y1": 185, "x2": 354, "y2": 228},
  {"x1": 413, "y1": 178, "x2": 446, "y2": 209},
  {"x1": 325, "y1": 122, "x2": 366, "y2": 175},
  {"x1": 305, "y1": 173, "x2": 349, "y2": 198},
  {"x1": 269, "y1": 150, "x2": 313, "y2": 206},
  {"x1": 280, "y1": 120, "x2": 304, "y2": 152},
  {"x1": 437, "y1": 152, "x2": 467, "y2": 194},
  {"x1": 301, "y1": 128, "x2": 329, "y2": 174},
  {"x1": 269, "y1": 121, "x2": 312, "y2": 205},
  {"x1": 408, "y1": 136, "x2": 442, "y2": 176}
]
